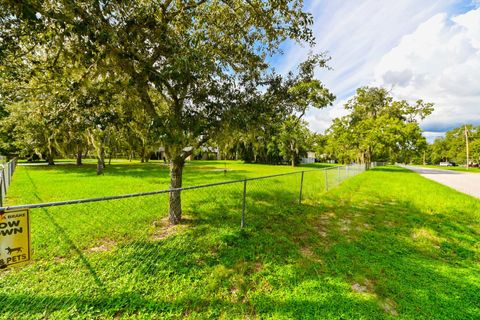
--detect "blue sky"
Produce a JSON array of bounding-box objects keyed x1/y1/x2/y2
[{"x1": 271, "y1": 0, "x2": 480, "y2": 142}]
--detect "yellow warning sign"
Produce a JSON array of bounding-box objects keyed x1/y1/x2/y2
[{"x1": 0, "y1": 209, "x2": 31, "y2": 269}]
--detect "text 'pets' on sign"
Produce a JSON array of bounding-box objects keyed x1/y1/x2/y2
[{"x1": 0, "y1": 209, "x2": 31, "y2": 269}]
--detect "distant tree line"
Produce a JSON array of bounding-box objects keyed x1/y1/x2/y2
[
  {"x1": 319, "y1": 87, "x2": 434, "y2": 165},
  {"x1": 0, "y1": 54, "x2": 335, "y2": 168},
  {"x1": 427, "y1": 125, "x2": 480, "y2": 165}
]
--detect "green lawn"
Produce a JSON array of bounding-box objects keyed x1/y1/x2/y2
[
  {"x1": 1, "y1": 163, "x2": 479, "y2": 319},
  {"x1": 5, "y1": 160, "x2": 337, "y2": 204}
]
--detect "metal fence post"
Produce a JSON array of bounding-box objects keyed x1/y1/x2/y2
[
  {"x1": 3, "y1": 166, "x2": 7, "y2": 189},
  {"x1": 325, "y1": 169, "x2": 329, "y2": 191},
  {"x1": 1, "y1": 169, "x2": 5, "y2": 207},
  {"x1": 337, "y1": 166, "x2": 341, "y2": 184},
  {"x1": 0, "y1": 173, "x2": 3, "y2": 207},
  {"x1": 5, "y1": 166, "x2": 9, "y2": 188},
  {"x1": 241, "y1": 179, "x2": 247, "y2": 229},
  {"x1": 298, "y1": 171, "x2": 304, "y2": 204}
]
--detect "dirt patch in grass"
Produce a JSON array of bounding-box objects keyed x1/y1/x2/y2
[
  {"x1": 351, "y1": 279, "x2": 399, "y2": 316},
  {"x1": 114, "y1": 310, "x2": 125, "y2": 319},
  {"x1": 380, "y1": 298, "x2": 399, "y2": 316},
  {"x1": 355, "y1": 223, "x2": 371, "y2": 232},
  {"x1": 339, "y1": 218, "x2": 351, "y2": 233},
  {"x1": 412, "y1": 227, "x2": 442, "y2": 250},
  {"x1": 300, "y1": 246, "x2": 315, "y2": 259},
  {"x1": 86, "y1": 238, "x2": 117, "y2": 253},
  {"x1": 351, "y1": 283, "x2": 368, "y2": 293},
  {"x1": 412, "y1": 228, "x2": 440, "y2": 242},
  {"x1": 54, "y1": 256, "x2": 66, "y2": 263},
  {"x1": 230, "y1": 286, "x2": 240, "y2": 301},
  {"x1": 351, "y1": 279, "x2": 375, "y2": 294},
  {"x1": 151, "y1": 215, "x2": 194, "y2": 241},
  {"x1": 312, "y1": 211, "x2": 335, "y2": 237}
]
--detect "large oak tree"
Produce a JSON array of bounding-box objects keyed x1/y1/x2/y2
[
  {"x1": 325, "y1": 87, "x2": 434, "y2": 165},
  {"x1": 1, "y1": 1, "x2": 332, "y2": 223}
]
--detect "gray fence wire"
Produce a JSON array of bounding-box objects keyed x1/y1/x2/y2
[
  {"x1": 0, "y1": 163, "x2": 367, "y2": 319},
  {"x1": 0, "y1": 158, "x2": 17, "y2": 207}
]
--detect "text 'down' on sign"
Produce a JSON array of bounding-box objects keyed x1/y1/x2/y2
[{"x1": 0, "y1": 209, "x2": 31, "y2": 269}]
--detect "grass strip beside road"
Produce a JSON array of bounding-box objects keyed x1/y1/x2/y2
[{"x1": 410, "y1": 164, "x2": 480, "y2": 173}]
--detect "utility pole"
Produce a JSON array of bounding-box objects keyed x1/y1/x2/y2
[{"x1": 465, "y1": 125, "x2": 470, "y2": 170}]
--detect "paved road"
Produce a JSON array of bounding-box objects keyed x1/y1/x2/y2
[{"x1": 405, "y1": 166, "x2": 480, "y2": 199}]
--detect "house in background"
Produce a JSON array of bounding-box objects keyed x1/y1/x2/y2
[
  {"x1": 153, "y1": 146, "x2": 220, "y2": 162},
  {"x1": 301, "y1": 151, "x2": 316, "y2": 164},
  {"x1": 191, "y1": 146, "x2": 220, "y2": 160}
]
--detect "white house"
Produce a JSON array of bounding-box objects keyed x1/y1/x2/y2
[{"x1": 301, "y1": 151, "x2": 316, "y2": 164}]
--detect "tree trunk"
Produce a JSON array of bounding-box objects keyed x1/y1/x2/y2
[
  {"x1": 169, "y1": 158, "x2": 185, "y2": 224},
  {"x1": 47, "y1": 154, "x2": 55, "y2": 165},
  {"x1": 97, "y1": 144, "x2": 105, "y2": 175},
  {"x1": 76, "y1": 144, "x2": 83, "y2": 166},
  {"x1": 97, "y1": 161, "x2": 104, "y2": 175},
  {"x1": 290, "y1": 141, "x2": 296, "y2": 167},
  {"x1": 364, "y1": 150, "x2": 371, "y2": 170}
]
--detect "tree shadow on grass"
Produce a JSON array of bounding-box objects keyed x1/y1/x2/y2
[
  {"x1": 301, "y1": 184, "x2": 480, "y2": 318},
  {"x1": 22, "y1": 162, "x2": 251, "y2": 187},
  {"x1": 370, "y1": 166, "x2": 415, "y2": 173},
  {"x1": 2, "y1": 168, "x2": 480, "y2": 319},
  {"x1": 0, "y1": 285, "x2": 382, "y2": 319}
]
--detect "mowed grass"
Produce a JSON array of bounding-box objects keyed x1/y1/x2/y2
[
  {"x1": 1, "y1": 163, "x2": 479, "y2": 319},
  {"x1": 6, "y1": 160, "x2": 338, "y2": 204}
]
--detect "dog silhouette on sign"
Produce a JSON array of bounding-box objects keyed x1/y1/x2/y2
[{"x1": 5, "y1": 247, "x2": 22, "y2": 255}]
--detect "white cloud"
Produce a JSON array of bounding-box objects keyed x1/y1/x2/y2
[
  {"x1": 305, "y1": 98, "x2": 349, "y2": 133},
  {"x1": 374, "y1": 8, "x2": 480, "y2": 133},
  {"x1": 423, "y1": 131, "x2": 447, "y2": 143},
  {"x1": 278, "y1": 0, "x2": 458, "y2": 96},
  {"x1": 275, "y1": 1, "x2": 479, "y2": 136}
]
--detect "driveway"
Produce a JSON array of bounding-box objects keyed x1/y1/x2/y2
[{"x1": 404, "y1": 166, "x2": 480, "y2": 199}]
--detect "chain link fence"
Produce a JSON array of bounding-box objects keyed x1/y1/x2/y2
[
  {"x1": 0, "y1": 158, "x2": 17, "y2": 207},
  {"x1": 0, "y1": 163, "x2": 367, "y2": 318}
]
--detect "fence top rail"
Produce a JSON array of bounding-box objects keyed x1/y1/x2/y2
[{"x1": 0, "y1": 164, "x2": 361, "y2": 212}]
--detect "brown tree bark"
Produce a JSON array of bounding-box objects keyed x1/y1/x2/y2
[
  {"x1": 76, "y1": 143, "x2": 83, "y2": 166},
  {"x1": 47, "y1": 154, "x2": 55, "y2": 165},
  {"x1": 97, "y1": 144, "x2": 105, "y2": 175},
  {"x1": 46, "y1": 137, "x2": 55, "y2": 165},
  {"x1": 169, "y1": 158, "x2": 185, "y2": 224},
  {"x1": 141, "y1": 144, "x2": 146, "y2": 163}
]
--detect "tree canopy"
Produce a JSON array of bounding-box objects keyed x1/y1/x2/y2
[
  {"x1": 428, "y1": 125, "x2": 479, "y2": 165},
  {"x1": 0, "y1": 1, "x2": 336, "y2": 224},
  {"x1": 324, "y1": 87, "x2": 434, "y2": 164}
]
